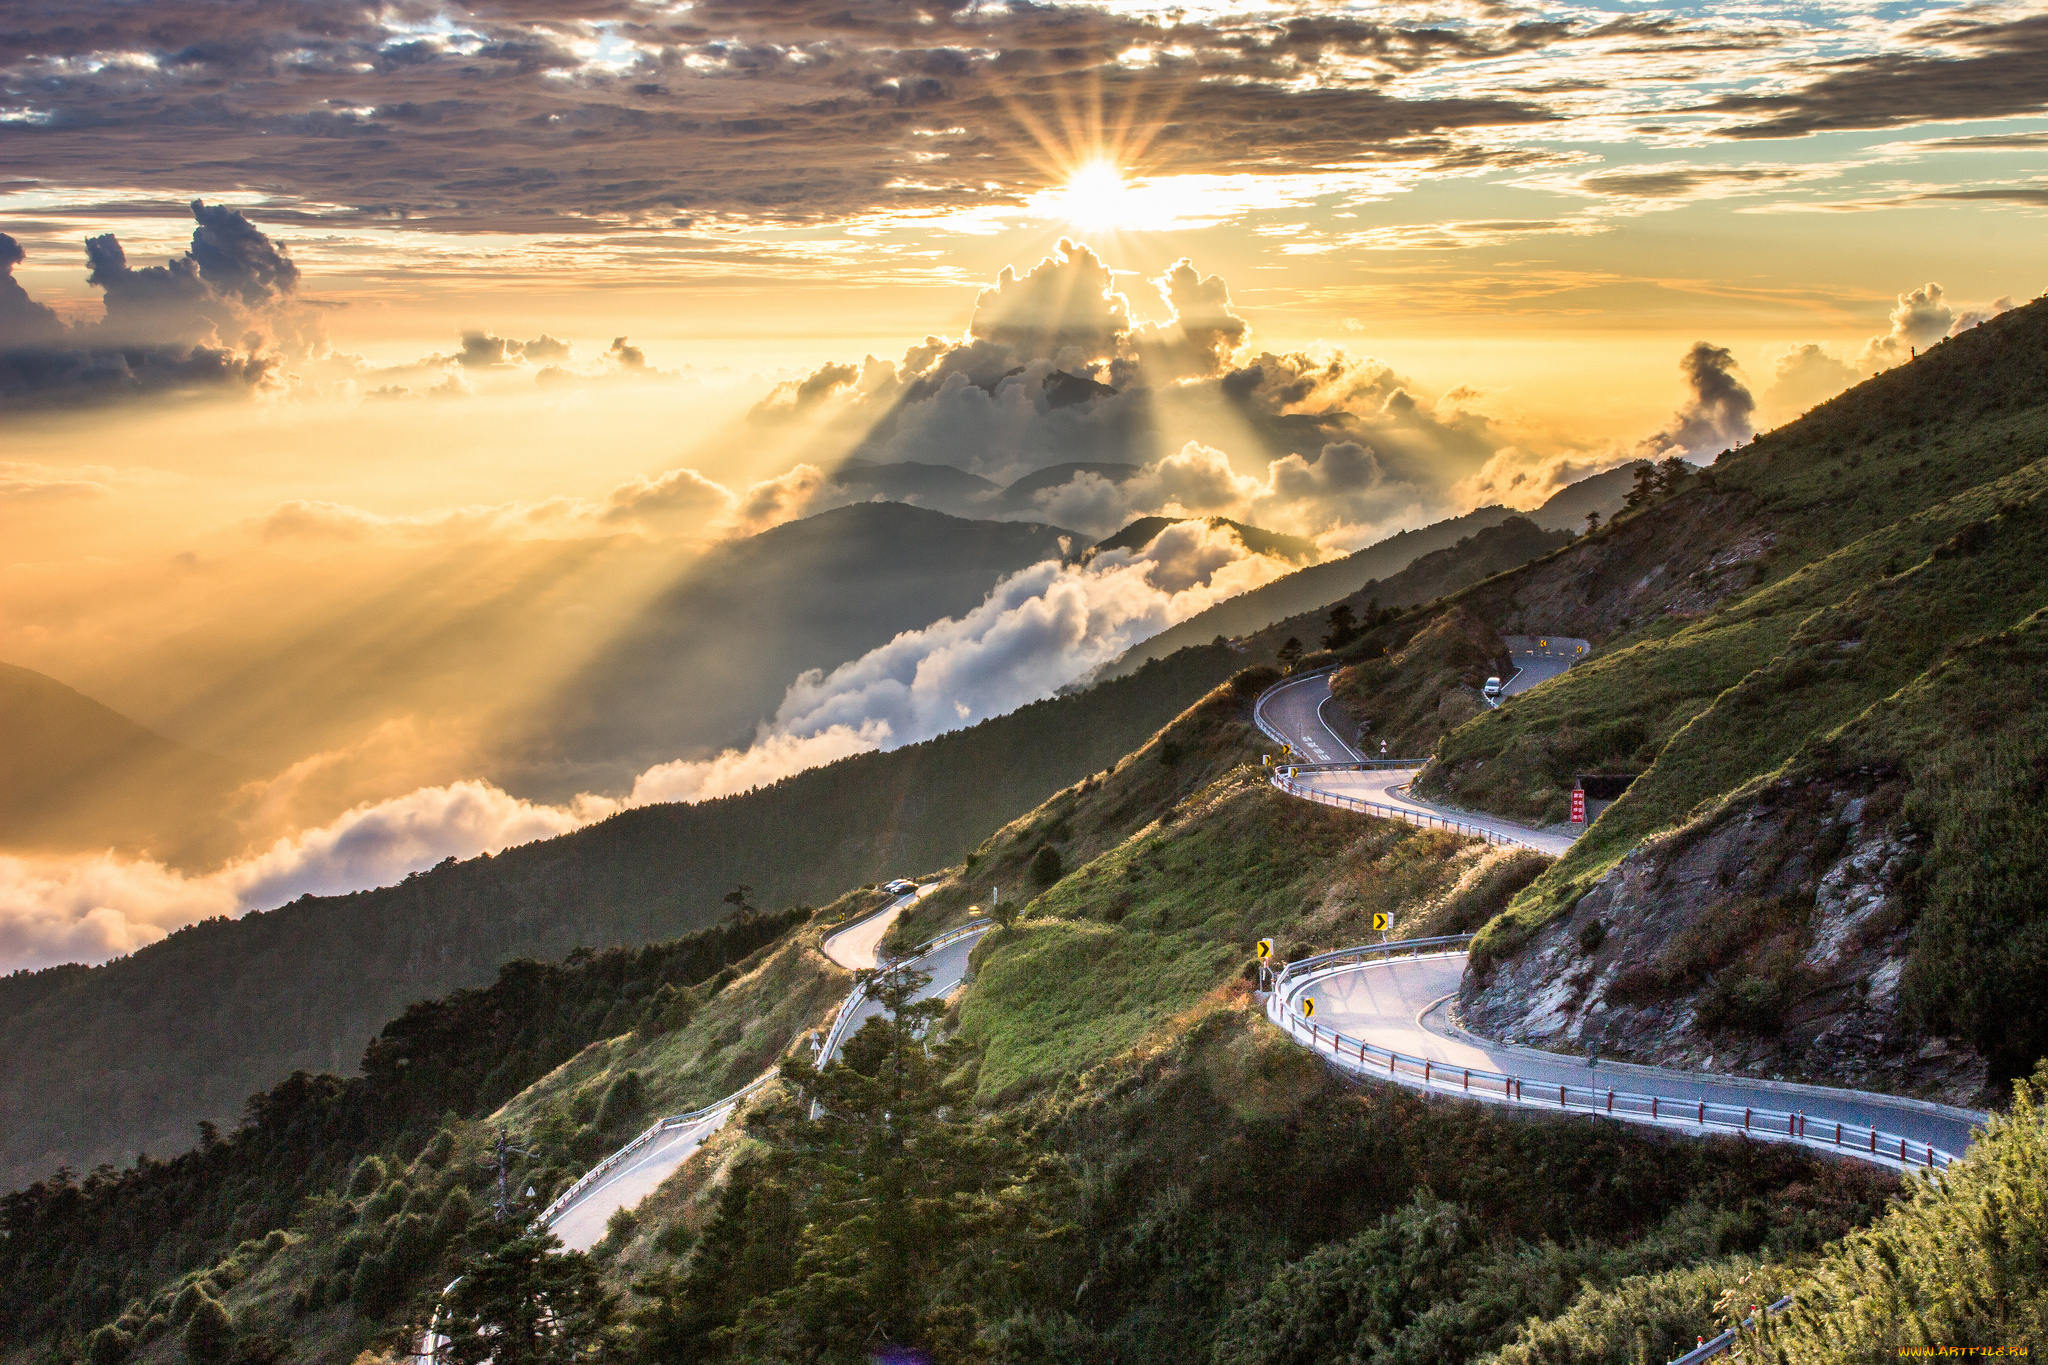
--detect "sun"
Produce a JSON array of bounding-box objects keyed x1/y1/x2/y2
[{"x1": 1056, "y1": 159, "x2": 1138, "y2": 232}]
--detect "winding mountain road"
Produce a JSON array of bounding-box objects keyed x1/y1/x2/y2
[
  {"x1": 1253, "y1": 649, "x2": 1989, "y2": 1171},
  {"x1": 542, "y1": 884, "x2": 976, "y2": 1253}
]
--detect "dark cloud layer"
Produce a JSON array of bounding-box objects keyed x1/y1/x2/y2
[
  {"x1": 1709, "y1": 10, "x2": 2048, "y2": 138},
  {"x1": 0, "y1": 1, "x2": 1576, "y2": 232}
]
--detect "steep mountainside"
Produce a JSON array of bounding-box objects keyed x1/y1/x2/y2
[
  {"x1": 0, "y1": 665, "x2": 1924, "y2": 1365},
  {"x1": 0, "y1": 662, "x2": 242, "y2": 864},
  {"x1": 1301, "y1": 294, "x2": 2048, "y2": 1099},
  {"x1": 519, "y1": 502, "x2": 1079, "y2": 797}
]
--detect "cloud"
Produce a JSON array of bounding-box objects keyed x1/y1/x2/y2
[
  {"x1": 0, "y1": 202, "x2": 305, "y2": 408},
  {"x1": 729, "y1": 463, "x2": 830, "y2": 535},
  {"x1": 0, "y1": 3, "x2": 1560, "y2": 237},
  {"x1": 969, "y1": 239, "x2": 1130, "y2": 360},
  {"x1": 1763, "y1": 342, "x2": 1860, "y2": 416},
  {"x1": 254, "y1": 462, "x2": 741, "y2": 543},
  {"x1": 1636, "y1": 342, "x2": 1755, "y2": 460},
  {"x1": 1709, "y1": 9, "x2": 2048, "y2": 139},
  {"x1": 768, "y1": 519, "x2": 1291, "y2": 747},
  {"x1": 1453, "y1": 448, "x2": 1624, "y2": 510},
  {"x1": 0, "y1": 519, "x2": 1301, "y2": 971},
  {"x1": 0, "y1": 232, "x2": 64, "y2": 346},
  {"x1": 1137, "y1": 259, "x2": 1249, "y2": 378},
  {"x1": 0, "y1": 780, "x2": 589, "y2": 973}
]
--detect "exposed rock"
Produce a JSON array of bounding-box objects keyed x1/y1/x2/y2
[{"x1": 1460, "y1": 774, "x2": 1992, "y2": 1109}]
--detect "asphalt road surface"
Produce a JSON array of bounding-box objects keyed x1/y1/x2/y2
[
  {"x1": 1256, "y1": 670, "x2": 1366, "y2": 763},
  {"x1": 1254, "y1": 647, "x2": 1987, "y2": 1167},
  {"x1": 552, "y1": 1106, "x2": 734, "y2": 1252},
  {"x1": 825, "y1": 929, "x2": 983, "y2": 1063},
  {"x1": 822, "y1": 883, "x2": 932, "y2": 970},
  {"x1": 1258, "y1": 670, "x2": 1577, "y2": 855},
  {"x1": 1279, "y1": 953, "x2": 1984, "y2": 1160},
  {"x1": 1493, "y1": 635, "x2": 1591, "y2": 703}
]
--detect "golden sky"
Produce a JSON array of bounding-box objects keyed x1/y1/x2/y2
[{"x1": 0, "y1": 0, "x2": 2043, "y2": 967}]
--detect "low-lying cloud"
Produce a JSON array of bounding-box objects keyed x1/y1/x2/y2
[{"x1": 0, "y1": 520, "x2": 1291, "y2": 972}]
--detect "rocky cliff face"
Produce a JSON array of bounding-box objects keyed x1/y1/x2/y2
[{"x1": 1459, "y1": 772, "x2": 1991, "y2": 1108}]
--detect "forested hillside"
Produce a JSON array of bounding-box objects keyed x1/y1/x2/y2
[{"x1": 0, "y1": 641, "x2": 1250, "y2": 1192}]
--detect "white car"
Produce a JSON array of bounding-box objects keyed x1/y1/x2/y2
[
  {"x1": 884, "y1": 879, "x2": 918, "y2": 895},
  {"x1": 1483, "y1": 676, "x2": 1504, "y2": 700}
]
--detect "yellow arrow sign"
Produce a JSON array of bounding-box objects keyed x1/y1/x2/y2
[
  {"x1": 1256, "y1": 938, "x2": 1273, "y2": 961},
  {"x1": 1372, "y1": 912, "x2": 1392, "y2": 933},
  {"x1": 1300, "y1": 996, "x2": 1316, "y2": 1018}
]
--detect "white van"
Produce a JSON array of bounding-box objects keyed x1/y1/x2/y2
[{"x1": 1483, "y1": 676, "x2": 1504, "y2": 700}]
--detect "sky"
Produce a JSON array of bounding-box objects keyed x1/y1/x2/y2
[{"x1": 0, "y1": 0, "x2": 2043, "y2": 969}]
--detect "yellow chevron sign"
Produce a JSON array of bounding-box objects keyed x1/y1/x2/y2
[
  {"x1": 1300, "y1": 997, "x2": 1315, "y2": 1018},
  {"x1": 1256, "y1": 938, "x2": 1273, "y2": 961},
  {"x1": 1373, "y1": 912, "x2": 1392, "y2": 932}
]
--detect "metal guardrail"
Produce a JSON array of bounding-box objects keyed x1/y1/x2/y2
[
  {"x1": 817, "y1": 917, "x2": 994, "y2": 1065},
  {"x1": 1279, "y1": 759, "x2": 1423, "y2": 772},
  {"x1": 1251, "y1": 666, "x2": 1337, "y2": 746},
  {"x1": 1270, "y1": 770, "x2": 1553, "y2": 851},
  {"x1": 1667, "y1": 1294, "x2": 1794, "y2": 1365},
  {"x1": 1266, "y1": 940, "x2": 1961, "y2": 1174},
  {"x1": 532, "y1": 1069, "x2": 779, "y2": 1230}
]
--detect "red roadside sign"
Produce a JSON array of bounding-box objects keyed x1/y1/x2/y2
[{"x1": 1571, "y1": 787, "x2": 1587, "y2": 823}]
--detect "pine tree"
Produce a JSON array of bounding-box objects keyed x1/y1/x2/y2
[
  {"x1": 439, "y1": 1224, "x2": 613, "y2": 1365},
  {"x1": 624, "y1": 964, "x2": 1067, "y2": 1363},
  {"x1": 181, "y1": 1295, "x2": 234, "y2": 1365},
  {"x1": 1322, "y1": 603, "x2": 1358, "y2": 651}
]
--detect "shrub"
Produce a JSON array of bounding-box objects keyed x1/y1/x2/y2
[
  {"x1": 1030, "y1": 845, "x2": 1065, "y2": 887},
  {"x1": 603, "y1": 1206, "x2": 642, "y2": 1252},
  {"x1": 362, "y1": 1178, "x2": 407, "y2": 1222},
  {"x1": 182, "y1": 1295, "x2": 234, "y2": 1365},
  {"x1": 139, "y1": 1315, "x2": 169, "y2": 1344},
  {"x1": 1578, "y1": 919, "x2": 1608, "y2": 954},
  {"x1": 431, "y1": 1187, "x2": 473, "y2": 1245},
  {"x1": 169, "y1": 1282, "x2": 206, "y2": 1326},
  {"x1": 84, "y1": 1324, "x2": 133, "y2": 1365},
  {"x1": 595, "y1": 1070, "x2": 646, "y2": 1131},
  {"x1": 344, "y1": 1155, "x2": 387, "y2": 1200},
  {"x1": 417, "y1": 1127, "x2": 456, "y2": 1170},
  {"x1": 350, "y1": 1253, "x2": 398, "y2": 1317}
]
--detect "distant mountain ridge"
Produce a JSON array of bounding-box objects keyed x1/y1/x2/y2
[
  {"x1": 515, "y1": 501, "x2": 1079, "y2": 798},
  {"x1": 1085, "y1": 515, "x2": 1320, "y2": 565},
  {"x1": 0, "y1": 661, "x2": 242, "y2": 865}
]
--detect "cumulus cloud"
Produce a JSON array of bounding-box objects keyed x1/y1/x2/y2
[
  {"x1": 0, "y1": 203, "x2": 307, "y2": 408},
  {"x1": 1633, "y1": 342, "x2": 1755, "y2": 461},
  {"x1": 1763, "y1": 342, "x2": 1861, "y2": 417},
  {"x1": 1453, "y1": 448, "x2": 1620, "y2": 511},
  {"x1": 0, "y1": 780, "x2": 589, "y2": 973},
  {"x1": 766, "y1": 243, "x2": 1523, "y2": 537},
  {"x1": 1852, "y1": 283, "x2": 2016, "y2": 371},
  {"x1": 1016, "y1": 435, "x2": 1430, "y2": 547}
]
